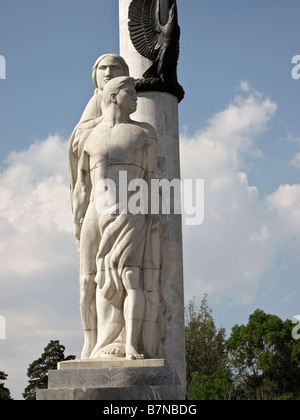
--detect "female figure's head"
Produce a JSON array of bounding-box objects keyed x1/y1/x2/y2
[{"x1": 92, "y1": 54, "x2": 130, "y2": 91}]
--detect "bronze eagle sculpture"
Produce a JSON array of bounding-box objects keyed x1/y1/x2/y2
[{"x1": 128, "y1": 0, "x2": 184, "y2": 102}]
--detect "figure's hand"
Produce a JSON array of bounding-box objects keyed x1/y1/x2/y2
[
  {"x1": 73, "y1": 222, "x2": 81, "y2": 241},
  {"x1": 73, "y1": 218, "x2": 83, "y2": 240}
]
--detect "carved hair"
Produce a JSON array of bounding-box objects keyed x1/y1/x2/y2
[
  {"x1": 92, "y1": 54, "x2": 130, "y2": 89},
  {"x1": 101, "y1": 76, "x2": 136, "y2": 110}
]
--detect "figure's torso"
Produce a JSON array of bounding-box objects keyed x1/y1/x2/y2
[{"x1": 84, "y1": 120, "x2": 156, "y2": 205}]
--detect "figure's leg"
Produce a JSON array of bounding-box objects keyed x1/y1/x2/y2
[
  {"x1": 79, "y1": 211, "x2": 100, "y2": 359},
  {"x1": 79, "y1": 274, "x2": 97, "y2": 359},
  {"x1": 89, "y1": 288, "x2": 126, "y2": 359},
  {"x1": 123, "y1": 267, "x2": 145, "y2": 360}
]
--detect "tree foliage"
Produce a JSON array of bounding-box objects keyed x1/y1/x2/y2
[
  {"x1": 185, "y1": 298, "x2": 300, "y2": 400},
  {"x1": 185, "y1": 295, "x2": 233, "y2": 399},
  {"x1": 0, "y1": 370, "x2": 13, "y2": 400},
  {"x1": 23, "y1": 340, "x2": 75, "y2": 400},
  {"x1": 227, "y1": 309, "x2": 300, "y2": 399}
]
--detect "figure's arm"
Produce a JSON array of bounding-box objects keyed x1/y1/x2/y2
[
  {"x1": 144, "y1": 129, "x2": 159, "y2": 225},
  {"x1": 72, "y1": 151, "x2": 90, "y2": 240}
]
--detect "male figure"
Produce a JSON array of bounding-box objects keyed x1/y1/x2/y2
[
  {"x1": 72, "y1": 76, "x2": 160, "y2": 359},
  {"x1": 69, "y1": 54, "x2": 129, "y2": 206},
  {"x1": 69, "y1": 55, "x2": 129, "y2": 359}
]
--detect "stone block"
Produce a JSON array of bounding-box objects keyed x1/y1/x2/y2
[
  {"x1": 37, "y1": 385, "x2": 186, "y2": 401},
  {"x1": 36, "y1": 359, "x2": 186, "y2": 401}
]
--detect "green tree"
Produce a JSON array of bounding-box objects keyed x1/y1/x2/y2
[
  {"x1": 227, "y1": 309, "x2": 300, "y2": 400},
  {"x1": 185, "y1": 295, "x2": 233, "y2": 399},
  {"x1": 23, "y1": 340, "x2": 75, "y2": 400},
  {"x1": 0, "y1": 370, "x2": 13, "y2": 400}
]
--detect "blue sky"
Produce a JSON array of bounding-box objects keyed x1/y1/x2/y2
[{"x1": 0, "y1": 0, "x2": 300, "y2": 399}]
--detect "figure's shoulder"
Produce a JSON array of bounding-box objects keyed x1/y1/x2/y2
[{"x1": 131, "y1": 120, "x2": 157, "y2": 140}]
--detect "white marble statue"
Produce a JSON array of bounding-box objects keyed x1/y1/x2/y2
[
  {"x1": 69, "y1": 54, "x2": 130, "y2": 207},
  {"x1": 70, "y1": 75, "x2": 162, "y2": 360}
]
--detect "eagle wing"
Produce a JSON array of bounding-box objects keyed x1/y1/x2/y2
[{"x1": 128, "y1": 0, "x2": 162, "y2": 62}]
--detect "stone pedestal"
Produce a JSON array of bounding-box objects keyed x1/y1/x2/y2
[{"x1": 36, "y1": 359, "x2": 185, "y2": 401}]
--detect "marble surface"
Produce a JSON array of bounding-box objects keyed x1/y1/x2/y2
[
  {"x1": 37, "y1": 385, "x2": 186, "y2": 401},
  {"x1": 58, "y1": 358, "x2": 168, "y2": 370},
  {"x1": 48, "y1": 367, "x2": 180, "y2": 389}
]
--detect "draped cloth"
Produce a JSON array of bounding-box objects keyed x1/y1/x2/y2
[
  {"x1": 95, "y1": 210, "x2": 148, "y2": 308},
  {"x1": 91, "y1": 205, "x2": 160, "y2": 356}
]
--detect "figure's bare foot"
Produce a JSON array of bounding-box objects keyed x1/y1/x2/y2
[
  {"x1": 100, "y1": 343, "x2": 125, "y2": 358},
  {"x1": 125, "y1": 345, "x2": 144, "y2": 360},
  {"x1": 90, "y1": 342, "x2": 125, "y2": 359}
]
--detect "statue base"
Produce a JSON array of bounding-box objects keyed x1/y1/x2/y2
[{"x1": 36, "y1": 359, "x2": 186, "y2": 400}]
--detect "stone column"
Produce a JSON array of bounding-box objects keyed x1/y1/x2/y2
[{"x1": 119, "y1": 0, "x2": 186, "y2": 389}]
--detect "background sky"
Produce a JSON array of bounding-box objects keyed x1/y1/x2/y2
[{"x1": 0, "y1": 0, "x2": 300, "y2": 399}]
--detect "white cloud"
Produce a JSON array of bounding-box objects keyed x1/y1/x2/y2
[
  {"x1": 238, "y1": 80, "x2": 251, "y2": 93},
  {"x1": 285, "y1": 135, "x2": 300, "y2": 168},
  {"x1": 180, "y1": 85, "x2": 300, "y2": 304},
  {"x1": 282, "y1": 291, "x2": 296, "y2": 304},
  {"x1": 0, "y1": 135, "x2": 80, "y2": 399},
  {"x1": 267, "y1": 184, "x2": 300, "y2": 240},
  {"x1": 288, "y1": 152, "x2": 300, "y2": 168},
  {"x1": 0, "y1": 135, "x2": 73, "y2": 276},
  {"x1": 4, "y1": 135, "x2": 69, "y2": 179}
]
